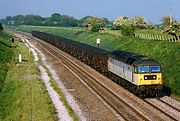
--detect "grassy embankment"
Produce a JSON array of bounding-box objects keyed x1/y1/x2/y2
[
  {"x1": 0, "y1": 31, "x2": 13, "y2": 92},
  {"x1": 0, "y1": 31, "x2": 58, "y2": 121},
  {"x1": 8, "y1": 25, "x2": 180, "y2": 97}
]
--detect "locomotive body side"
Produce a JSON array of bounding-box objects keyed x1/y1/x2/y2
[{"x1": 108, "y1": 58, "x2": 134, "y2": 84}]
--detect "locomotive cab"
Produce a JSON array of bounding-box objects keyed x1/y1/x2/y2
[
  {"x1": 133, "y1": 62, "x2": 163, "y2": 96},
  {"x1": 108, "y1": 50, "x2": 163, "y2": 96}
]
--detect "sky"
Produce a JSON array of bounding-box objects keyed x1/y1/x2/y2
[{"x1": 0, "y1": 0, "x2": 179, "y2": 24}]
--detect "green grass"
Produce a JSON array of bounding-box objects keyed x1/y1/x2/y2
[
  {"x1": 0, "y1": 31, "x2": 13, "y2": 92},
  {"x1": 7, "y1": 25, "x2": 180, "y2": 97},
  {"x1": 0, "y1": 40, "x2": 58, "y2": 121},
  {"x1": 135, "y1": 29, "x2": 162, "y2": 34}
]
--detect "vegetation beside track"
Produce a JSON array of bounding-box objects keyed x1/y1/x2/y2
[
  {"x1": 7, "y1": 25, "x2": 180, "y2": 97},
  {"x1": 38, "y1": 59, "x2": 78, "y2": 121},
  {"x1": 0, "y1": 36, "x2": 58, "y2": 121},
  {"x1": 0, "y1": 31, "x2": 13, "y2": 92}
]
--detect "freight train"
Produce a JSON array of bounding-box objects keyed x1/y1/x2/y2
[{"x1": 32, "y1": 31, "x2": 163, "y2": 97}]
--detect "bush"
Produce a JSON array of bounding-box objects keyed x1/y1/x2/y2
[
  {"x1": 0, "y1": 23, "x2": 3, "y2": 31},
  {"x1": 120, "y1": 24, "x2": 135, "y2": 36},
  {"x1": 84, "y1": 17, "x2": 105, "y2": 32},
  {"x1": 90, "y1": 23, "x2": 100, "y2": 32}
]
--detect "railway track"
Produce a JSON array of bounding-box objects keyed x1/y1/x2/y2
[
  {"x1": 158, "y1": 98, "x2": 180, "y2": 112},
  {"x1": 144, "y1": 98, "x2": 180, "y2": 121},
  {"x1": 28, "y1": 34, "x2": 149, "y2": 121},
  {"x1": 12, "y1": 30, "x2": 180, "y2": 121}
]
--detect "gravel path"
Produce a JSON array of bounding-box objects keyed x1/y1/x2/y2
[{"x1": 38, "y1": 65, "x2": 73, "y2": 121}]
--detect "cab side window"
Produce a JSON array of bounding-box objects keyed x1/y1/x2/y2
[{"x1": 133, "y1": 66, "x2": 137, "y2": 73}]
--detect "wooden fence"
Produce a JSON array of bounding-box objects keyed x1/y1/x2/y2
[{"x1": 135, "y1": 33, "x2": 180, "y2": 42}]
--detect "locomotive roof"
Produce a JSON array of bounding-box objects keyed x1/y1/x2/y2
[{"x1": 109, "y1": 50, "x2": 160, "y2": 66}]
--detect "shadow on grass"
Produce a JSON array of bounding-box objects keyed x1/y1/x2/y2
[{"x1": 0, "y1": 41, "x2": 11, "y2": 48}]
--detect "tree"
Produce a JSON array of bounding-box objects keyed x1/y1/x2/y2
[
  {"x1": 173, "y1": 21, "x2": 180, "y2": 30},
  {"x1": 84, "y1": 17, "x2": 105, "y2": 32},
  {"x1": 5, "y1": 16, "x2": 12, "y2": 24},
  {"x1": 12, "y1": 15, "x2": 24, "y2": 25},
  {"x1": 161, "y1": 16, "x2": 173, "y2": 27},
  {"x1": 133, "y1": 16, "x2": 147, "y2": 29},
  {"x1": 113, "y1": 16, "x2": 130, "y2": 29},
  {"x1": 58, "y1": 15, "x2": 78, "y2": 27},
  {"x1": 23, "y1": 15, "x2": 43, "y2": 25},
  {"x1": 161, "y1": 16, "x2": 179, "y2": 35},
  {"x1": 50, "y1": 13, "x2": 62, "y2": 25},
  {"x1": 0, "y1": 23, "x2": 3, "y2": 31},
  {"x1": 113, "y1": 16, "x2": 135, "y2": 35},
  {"x1": 51, "y1": 13, "x2": 61, "y2": 21}
]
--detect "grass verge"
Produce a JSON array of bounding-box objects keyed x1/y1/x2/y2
[
  {"x1": 0, "y1": 40, "x2": 58, "y2": 121},
  {"x1": 38, "y1": 55, "x2": 78, "y2": 121},
  {"x1": 0, "y1": 31, "x2": 13, "y2": 92}
]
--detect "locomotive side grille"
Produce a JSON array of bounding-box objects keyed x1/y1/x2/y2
[{"x1": 144, "y1": 75, "x2": 156, "y2": 80}]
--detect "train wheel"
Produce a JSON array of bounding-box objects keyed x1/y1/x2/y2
[{"x1": 155, "y1": 90, "x2": 161, "y2": 98}]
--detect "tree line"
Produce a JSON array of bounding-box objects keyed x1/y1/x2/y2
[
  {"x1": 0, "y1": 13, "x2": 110, "y2": 27},
  {"x1": 0, "y1": 13, "x2": 179, "y2": 35}
]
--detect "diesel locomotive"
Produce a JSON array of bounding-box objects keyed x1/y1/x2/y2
[{"x1": 32, "y1": 31, "x2": 163, "y2": 97}]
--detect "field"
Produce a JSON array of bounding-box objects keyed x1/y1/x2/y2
[{"x1": 7, "y1": 25, "x2": 180, "y2": 97}]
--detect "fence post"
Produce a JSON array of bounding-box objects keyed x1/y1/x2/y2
[
  {"x1": 160, "y1": 35, "x2": 162, "y2": 40},
  {"x1": 154, "y1": 35, "x2": 156, "y2": 40},
  {"x1": 159, "y1": 35, "x2": 161, "y2": 40},
  {"x1": 156, "y1": 35, "x2": 158, "y2": 40},
  {"x1": 19, "y1": 54, "x2": 22, "y2": 63},
  {"x1": 171, "y1": 35, "x2": 174, "y2": 41},
  {"x1": 152, "y1": 34, "x2": 155, "y2": 40},
  {"x1": 168, "y1": 35, "x2": 171, "y2": 41},
  {"x1": 150, "y1": 34, "x2": 153, "y2": 40}
]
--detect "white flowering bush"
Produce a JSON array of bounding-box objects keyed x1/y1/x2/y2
[{"x1": 113, "y1": 16, "x2": 135, "y2": 35}]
